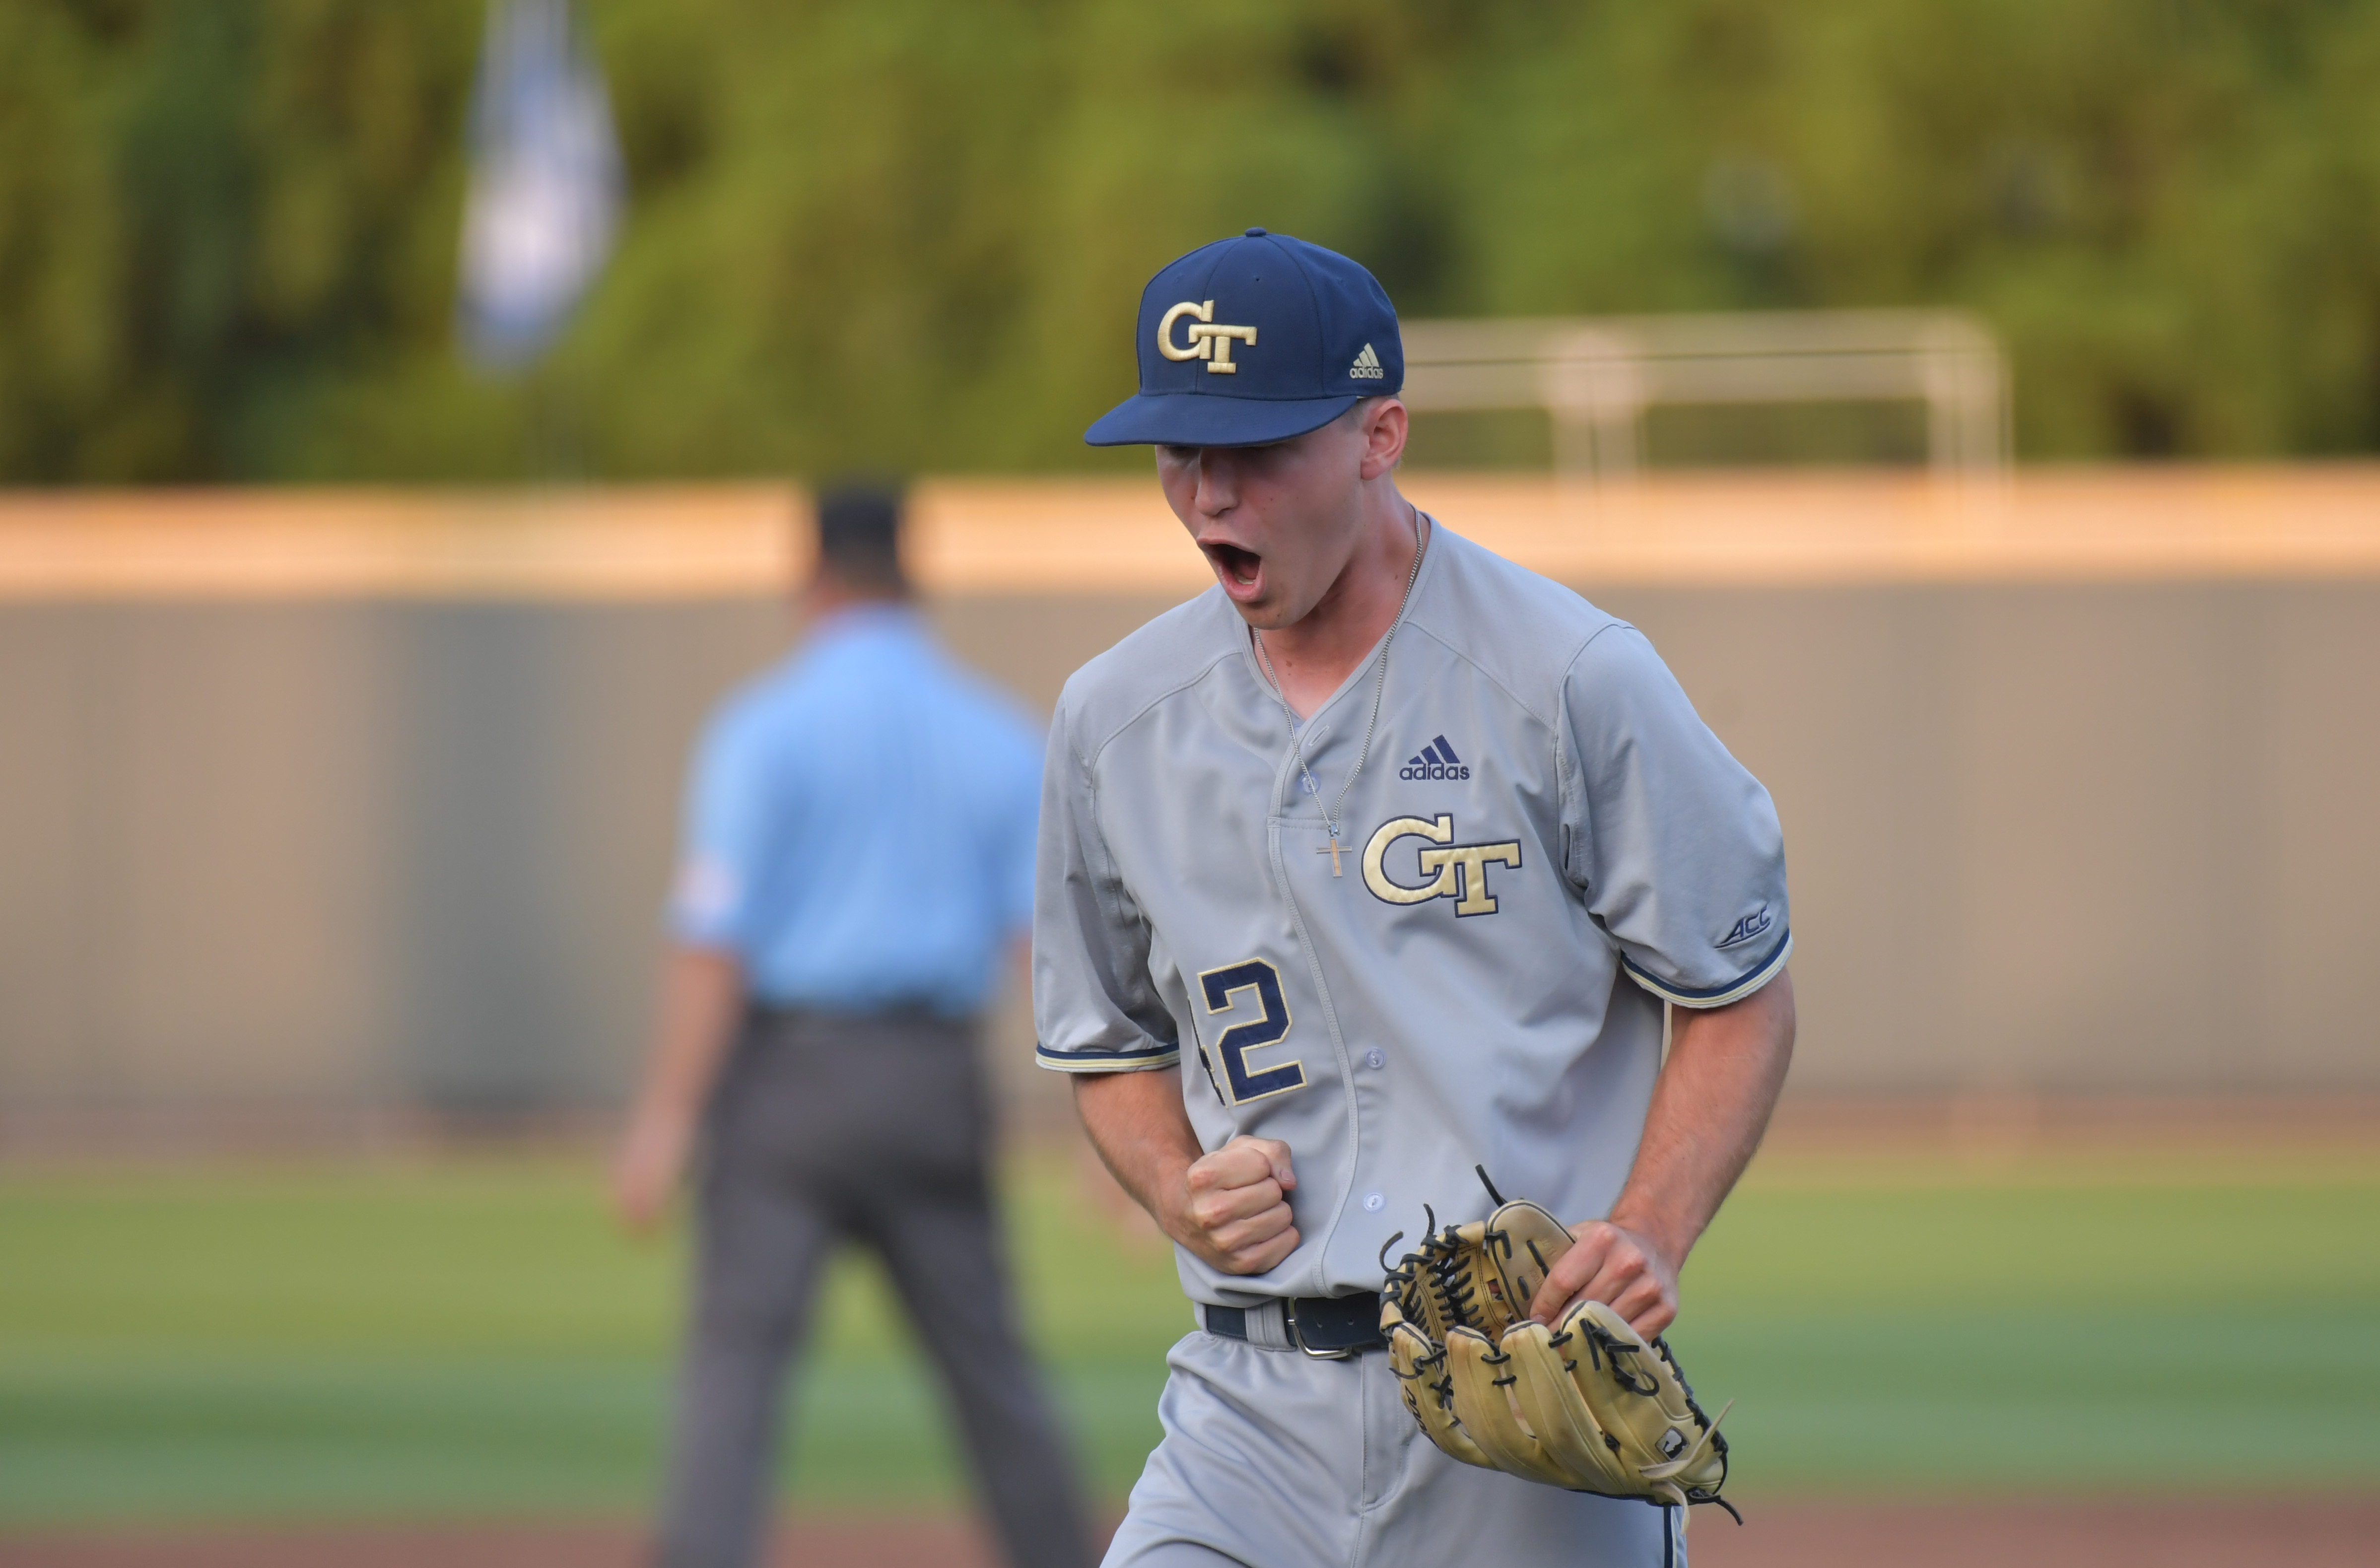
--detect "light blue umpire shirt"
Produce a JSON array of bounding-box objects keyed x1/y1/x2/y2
[{"x1": 669, "y1": 604, "x2": 1043, "y2": 1017}]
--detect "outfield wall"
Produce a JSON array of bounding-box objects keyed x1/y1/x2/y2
[{"x1": 1, "y1": 470, "x2": 2376, "y2": 1129}]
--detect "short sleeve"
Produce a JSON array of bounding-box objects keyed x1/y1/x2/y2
[
  {"x1": 987, "y1": 708, "x2": 1045, "y2": 937},
  {"x1": 1559, "y1": 625, "x2": 1791, "y2": 1008},
  {"x1": 667, "y1": 706, "x2": 778, "y2": 954},
  {"x1": 1030, "y1": 691, "x2": 1180, "y2": 1073}
]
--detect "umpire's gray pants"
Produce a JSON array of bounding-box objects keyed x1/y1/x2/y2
[{"x1": 655, "y1": 1009, "x2": 1094, "y2": 1568}]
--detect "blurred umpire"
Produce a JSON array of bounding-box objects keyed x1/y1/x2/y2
[{"x1": 612, "y1": 483, "x2": 1094, "y2": 1568}]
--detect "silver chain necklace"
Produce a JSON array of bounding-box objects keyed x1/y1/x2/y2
[{"x1": 1252, "y1": 506, "x2": 1427, "y2": 878}]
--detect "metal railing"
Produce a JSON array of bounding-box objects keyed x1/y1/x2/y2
[{"x1": 1399, "y1": 310, "x2": 2010, "y2": 478}]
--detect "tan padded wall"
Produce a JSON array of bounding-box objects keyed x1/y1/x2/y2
[{"x1": 3, "y1": 478, "x2": 2377, "y2": 1124}]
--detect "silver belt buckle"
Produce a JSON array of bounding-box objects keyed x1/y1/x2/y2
[{"x1": 1284, "y1": 1297, "x2": 1354, "y2": 1360}]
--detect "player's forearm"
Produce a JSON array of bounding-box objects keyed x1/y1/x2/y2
[
  {"x1": 1074, "y1": 1070, "x2": 1302, "y2": 1274},
  {"x1": 1072, "y1": 1068, "x2": 1206, "y2": 1223},
  {"x1": 634, "y1": 946, "x2": 747, "y2": 1121},
  {"x1": 1606, "y1": 967, "x2": 1796, "y2": 1268}
]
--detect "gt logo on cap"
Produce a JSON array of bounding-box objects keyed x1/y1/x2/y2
[{"x1": 1157, "y1": 300, "x2": 1259, "y2": 373}]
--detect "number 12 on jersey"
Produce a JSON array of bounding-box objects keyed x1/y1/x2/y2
[{"x1": 1196, "y1": 958, "x2": 1306, "y2": 1104}]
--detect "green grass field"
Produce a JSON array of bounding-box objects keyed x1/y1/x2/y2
[{"x1": 1, "y1": 1142, "x2": 2374, "y2": 1523}]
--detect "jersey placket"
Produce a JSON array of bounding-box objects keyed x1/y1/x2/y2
[{"x1": 1262, "y1": 696, "x2": 1377, "y2": 1297}]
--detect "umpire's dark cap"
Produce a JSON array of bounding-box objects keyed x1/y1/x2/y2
[
  {"x1": 814, "y1": 480, "x2": 905, "y2": 588},
  {"x1": 1085, "y1": 229, "x2": 1404, "y2": 448}
]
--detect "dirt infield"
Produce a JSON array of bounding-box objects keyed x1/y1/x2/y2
[
  {"x1": 1692, "y1": 1500, "x2": 2379, "y2": 1567},
  {"x1": 2, "y1": 1499, "x2": 2373, "y2": 1568}
]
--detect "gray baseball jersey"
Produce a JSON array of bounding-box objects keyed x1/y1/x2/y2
[{"x1": 1033, "y1": 520, "x2": 1791, "y2": 1310}]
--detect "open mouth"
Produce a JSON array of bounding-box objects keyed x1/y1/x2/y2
[{"x1": 1204, "y1": 541, "x2": 1264, "y2": 594}]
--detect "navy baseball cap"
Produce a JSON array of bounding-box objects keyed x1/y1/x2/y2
[{"x1": 1085, "y1": 228, "x2": 1405, "y2": 447}]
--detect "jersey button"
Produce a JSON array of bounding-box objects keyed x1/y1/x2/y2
[
  {"x1": 1364, "y1": 1047, "x2": 1386, "y2": 1070},
  {"x1": 1362, "y1": 1192, "x2": 1386, "y2": 1212}
]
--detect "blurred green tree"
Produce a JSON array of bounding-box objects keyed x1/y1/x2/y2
[{"x1": 2, "y1": 0, "x2": 2376, "y2": 480}]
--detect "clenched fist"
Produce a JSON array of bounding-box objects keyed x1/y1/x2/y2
[{"x1": 1165, "y1": 1135, "x2": 1299, "y2": 1275}]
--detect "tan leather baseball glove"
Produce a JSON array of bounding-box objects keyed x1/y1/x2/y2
[{"x1": 1379, "y1": 1169, "x2": 1737, "y2": 1526}]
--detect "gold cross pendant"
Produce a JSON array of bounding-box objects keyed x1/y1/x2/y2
[{"x1": 1316, "y1": 835, "x2": 1344, "y2": 877}]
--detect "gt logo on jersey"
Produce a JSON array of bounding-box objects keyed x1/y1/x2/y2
[
  {"x1": 1157, "y1": 300, "x2": 1259, "y2": 373},
  {"x1": 1361, "y1": 815, "x2": 1524, "y2": 916},
  {"x1": 1196, "y1": 957, "x2": 1305, "y2": 1103}
]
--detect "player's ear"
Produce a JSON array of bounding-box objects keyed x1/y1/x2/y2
[{"x1": 1358, "y1": 396, "x2": 1408, "y2": 480}]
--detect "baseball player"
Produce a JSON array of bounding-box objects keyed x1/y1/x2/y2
[{"x1": 1033, "y1": 230, "x2": 1796, "y2": 1567}]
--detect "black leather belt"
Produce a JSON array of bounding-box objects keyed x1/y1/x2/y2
[{"x1": 1203, "y1": 1293, "x2": 1385, "y2": 1357}]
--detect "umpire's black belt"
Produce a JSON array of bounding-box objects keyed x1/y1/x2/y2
[{"x1": 1202, "y1": 1293, "x2": 1385, "y2": 1358}]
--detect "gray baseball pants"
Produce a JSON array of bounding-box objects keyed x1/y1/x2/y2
[
  {"x1": 654, "y1": 1008, "x2": 1095, "y2": 1568},
  {"x1": 1102, "y1": 1331, "x2": 1684, "y2": 1568}
]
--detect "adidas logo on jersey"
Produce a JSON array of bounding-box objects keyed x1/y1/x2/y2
[
  {"x1": 1400, "y1": 734, "x2": 1468, "y2": 780},
  {"x1": 1349, "y1": 342, "x2": 1386, "y2": 380}
]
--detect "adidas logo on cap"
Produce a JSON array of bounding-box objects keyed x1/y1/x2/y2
[
  {"x1": 1350, "y1": 342, "x2": 1385, "y2": 380},
  {"x1": 1399, "y1": 734, "x2": 1469, "y2": 781}
]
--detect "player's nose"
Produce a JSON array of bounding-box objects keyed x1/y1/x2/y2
[{"x1": 1190, "y1": 448, "x2": 1240, "y2": 516}]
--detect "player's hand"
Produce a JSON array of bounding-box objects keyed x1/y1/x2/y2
[
  {"x1": 1168, "y1": 1135, "x2": 1299, "y2": 1275},
  {"x1": 1526, "y1": 1218, "x2": 1680, "y2": 1339},
  {"x1": 611, "y1": 1103, "x2": 694, "y2": 1235}
]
